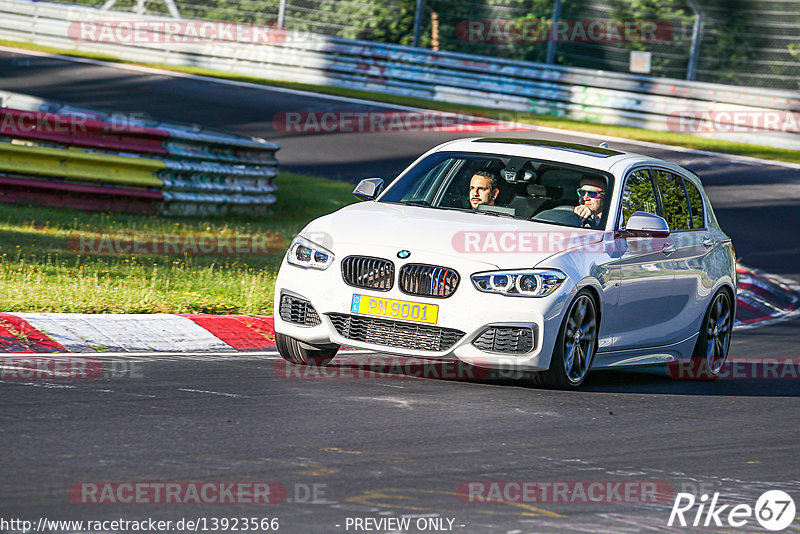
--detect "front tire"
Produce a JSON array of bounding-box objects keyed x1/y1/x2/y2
[
  {"x1": 276, "y1": 332, "x2": 339, "y2": 367},
  {"x1": 530, "y1": 290, "x2": 598, "y2": 390}
]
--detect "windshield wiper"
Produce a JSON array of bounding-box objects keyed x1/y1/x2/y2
[
  {"x1": 392, "y1": 200, "x2": 489, "y2": 215},
  {"x1": 474, "y1": 209, "x2": 518, "y2": 219},
  {"x1": 398, "y1": 200, "x2": 468, "y2": 212}
]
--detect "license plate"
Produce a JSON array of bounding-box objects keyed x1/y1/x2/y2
[{"x1": 351, "y1": 294, "x2": 439, "y2": 324}]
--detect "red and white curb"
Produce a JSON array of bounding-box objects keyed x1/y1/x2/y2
[
  {"x1": 735, "y1": 265, "x2": 800, "y2": 329},
  {"x1": 0, "y1": 265, "x2": 797, "y2": 354},
  {"x1": 0, "y1": 313, "x2": 276, "y2": 353}
]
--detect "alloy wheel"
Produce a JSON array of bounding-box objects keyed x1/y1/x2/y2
[
  {"x1": 563, "y1": 294, "x2": 597, "y2": 384},
  {"x1": 705, "y1": 292, "x2": 732, "y2": 375}
]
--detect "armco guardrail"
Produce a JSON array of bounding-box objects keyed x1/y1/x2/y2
[
  {"x1": 0, "y1": 142, "x2": 165, "y2": 186},
  {"x1": 0, "y1": 94, "x2": 280, "y2": 216},
  {"x1": 0, "y1": 0, "x2": 798, "y2": 149},
  {"x1": 0, "y1": 107, "x2": 170, "y2": 154}
]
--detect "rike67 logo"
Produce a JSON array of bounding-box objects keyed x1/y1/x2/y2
[{"x1": 668, "y1": 490, "x2": 795, "y2": 531}]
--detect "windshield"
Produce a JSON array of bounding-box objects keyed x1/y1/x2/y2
[{"x1": 379, "y1": 151, "x2": 613, "y2": 229}]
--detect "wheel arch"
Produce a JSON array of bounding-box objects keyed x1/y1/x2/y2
[
  {"x1": 574, "y1": 280, "x2": 603, "y2": 331},
  {"x1": 711, "y1": 282, "x2": 737, "y2": 326}
]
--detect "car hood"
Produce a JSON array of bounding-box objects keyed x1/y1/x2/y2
[{"x1": 302, "y1": 202, "x2": 606, "y2": 269}]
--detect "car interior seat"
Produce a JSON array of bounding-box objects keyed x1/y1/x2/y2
[{"x1": 508, "y1": 183, "x2": 554, "y2": 218}]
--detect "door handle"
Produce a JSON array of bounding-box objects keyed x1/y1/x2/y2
[
  {"x1": 703, "y1": 237, "x2": 714, "y2": 248},
  {"x1": 662, "y1": 242, "x2": 676, "y2": 255}
]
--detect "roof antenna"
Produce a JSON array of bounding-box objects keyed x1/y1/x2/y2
[{"x1": 598, "y1": 142, "x2": 609, "y2": 149}]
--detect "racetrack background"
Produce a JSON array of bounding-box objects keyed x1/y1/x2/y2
[{"x1": 1, "y1": 46, "x2": 800, "y2": 534}]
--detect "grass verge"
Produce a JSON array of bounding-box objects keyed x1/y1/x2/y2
[
  {"x1": 0, "y1": 171, "x2": 357, "y2": 314},
  {"x1": 3, "y1": 39, "x2": 800, "y2": 164}
]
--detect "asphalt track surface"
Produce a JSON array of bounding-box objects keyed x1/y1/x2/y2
[{"x1": 1, "y1": 49, "x2": 800, "y2": 533}]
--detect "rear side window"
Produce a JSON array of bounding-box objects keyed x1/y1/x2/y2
[
  {"x1": 652, "y1": 170, "x2": 691, "y2": 231},
  {"x1": 684, "y1": 179, "x2": 706, "y2": 229},
  {"x1": 620, "y1": 170, "x2": 658, "y2": 228}
]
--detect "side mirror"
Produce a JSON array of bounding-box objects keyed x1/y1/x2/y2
[
  {"x1": 619, "y1": 211, "x2": 670, "y2": 238},
  {"x1": 353, "y1": 178, "x2": 384, "y2": 201}
]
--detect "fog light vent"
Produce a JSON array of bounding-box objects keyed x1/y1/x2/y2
[{"x1": 472, "y1": 327, "x2": 534, "y2": 353}]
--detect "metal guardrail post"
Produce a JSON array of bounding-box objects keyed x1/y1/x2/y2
[
  {"x1": 545, "y1": 0, "x2": 562, "y2": 65},
  {"x1": 686, "y1": 0, "x2": 703, "y2": 81},
  {"x1": 277, "y1": 0, "x2": 286, "y2": 30},
  {"x1": 412, "y1": 0, "x2": 424, "y2": 48},
  {"x1": 163, "y1": 0, "x2": 180, "y2": 19},
  {"x1": 104, "y1": 0, "x2": 179, "y2": 18}
]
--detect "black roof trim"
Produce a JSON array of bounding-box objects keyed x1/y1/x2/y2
[{"x1": 473, "y1": 138, "x2": 624, "y2": 157}]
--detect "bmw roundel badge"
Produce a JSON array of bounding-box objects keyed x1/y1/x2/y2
[{"x1": 397, "y1": 250, "x2": 411, "y2": 259}]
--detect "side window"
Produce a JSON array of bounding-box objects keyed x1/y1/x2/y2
[
  {"x1": 684, "y1": 179, "x2": 706, "y2": 229},
  {"x1": 652, "y1": 170, "x2": 691, "y2": 231},
  {"x1": 620, "y1": 170, "x2": 658, "y2": 228}
]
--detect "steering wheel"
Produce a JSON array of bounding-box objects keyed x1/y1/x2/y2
[{"x1": 532, "y1": 206, "x2": 584, "y2": 226}]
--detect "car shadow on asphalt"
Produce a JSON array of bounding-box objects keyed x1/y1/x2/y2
[
  {"x1": 321, "y1": 356, "x2": 800, "y2": 397},
  {"x1": 577, "y1": 367, "x2": 800, "y2": 396},
  {"x1": 476, "y1": 366, "x2": 800, "y2": 397}
]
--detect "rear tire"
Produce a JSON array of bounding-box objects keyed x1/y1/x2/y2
[
  {"x1": 529, "y1": 289, "x2": 598, "y2": 390},
  {"x1": 672, "y1": 289, "x2": 733, "y2": 380},
  {"x1": 276, "y1": 332, "x2": 339, "y2": 367}
]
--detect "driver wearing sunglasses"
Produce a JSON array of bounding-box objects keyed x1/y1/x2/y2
[{"x1": 574, "y1": 175, "x2": 606, "y2": 228}]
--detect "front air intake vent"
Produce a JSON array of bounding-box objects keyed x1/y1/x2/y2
[
  {"x1": 279, "y1": 294, "x2": 322, "y2": 326},
  {"x1": 472, "y1": 327, "x2": 534, "y2": 353},
  {"x1": 327, "y1": 313, "x2": 464, "y2": 352}
]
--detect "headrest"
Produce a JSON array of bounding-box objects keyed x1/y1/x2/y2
[{"x1": 527, "y1": 183, "x2": 547, "y2": 196}]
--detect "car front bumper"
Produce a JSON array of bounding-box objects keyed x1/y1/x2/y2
[{"x1": 273, "y1": 248, "x2": 574, "y2": 372}]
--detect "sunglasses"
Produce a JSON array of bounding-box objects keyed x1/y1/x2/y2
[{"x1": 577, "y1": 188, "x2": 604, "y2": 199}]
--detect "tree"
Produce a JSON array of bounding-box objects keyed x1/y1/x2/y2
[
  {"x1": 285, "y1": 0, "x2": 416, "y2": 43},
  {"x1": 607, "y1": 0, "x2": 693, "y2": 78}
]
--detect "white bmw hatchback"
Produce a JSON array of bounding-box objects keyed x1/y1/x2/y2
[{"x1": 274, "y1": 138, "x2": 736, "y2": 389}]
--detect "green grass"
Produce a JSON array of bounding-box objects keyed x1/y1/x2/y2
[
  {"x1": 0, "y1": 171, "x2": 357, "y2": 314},
  {"x1": 3, "y1": 39, "x2": 800, "y2": 164}
]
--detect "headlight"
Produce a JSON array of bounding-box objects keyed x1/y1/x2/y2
[
  {"x1": 286, "y1": 235, "x2": 334, "y2": 270},
  {"x1": 471, "y1": 269, "x2": 566, "y2": 297}
]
